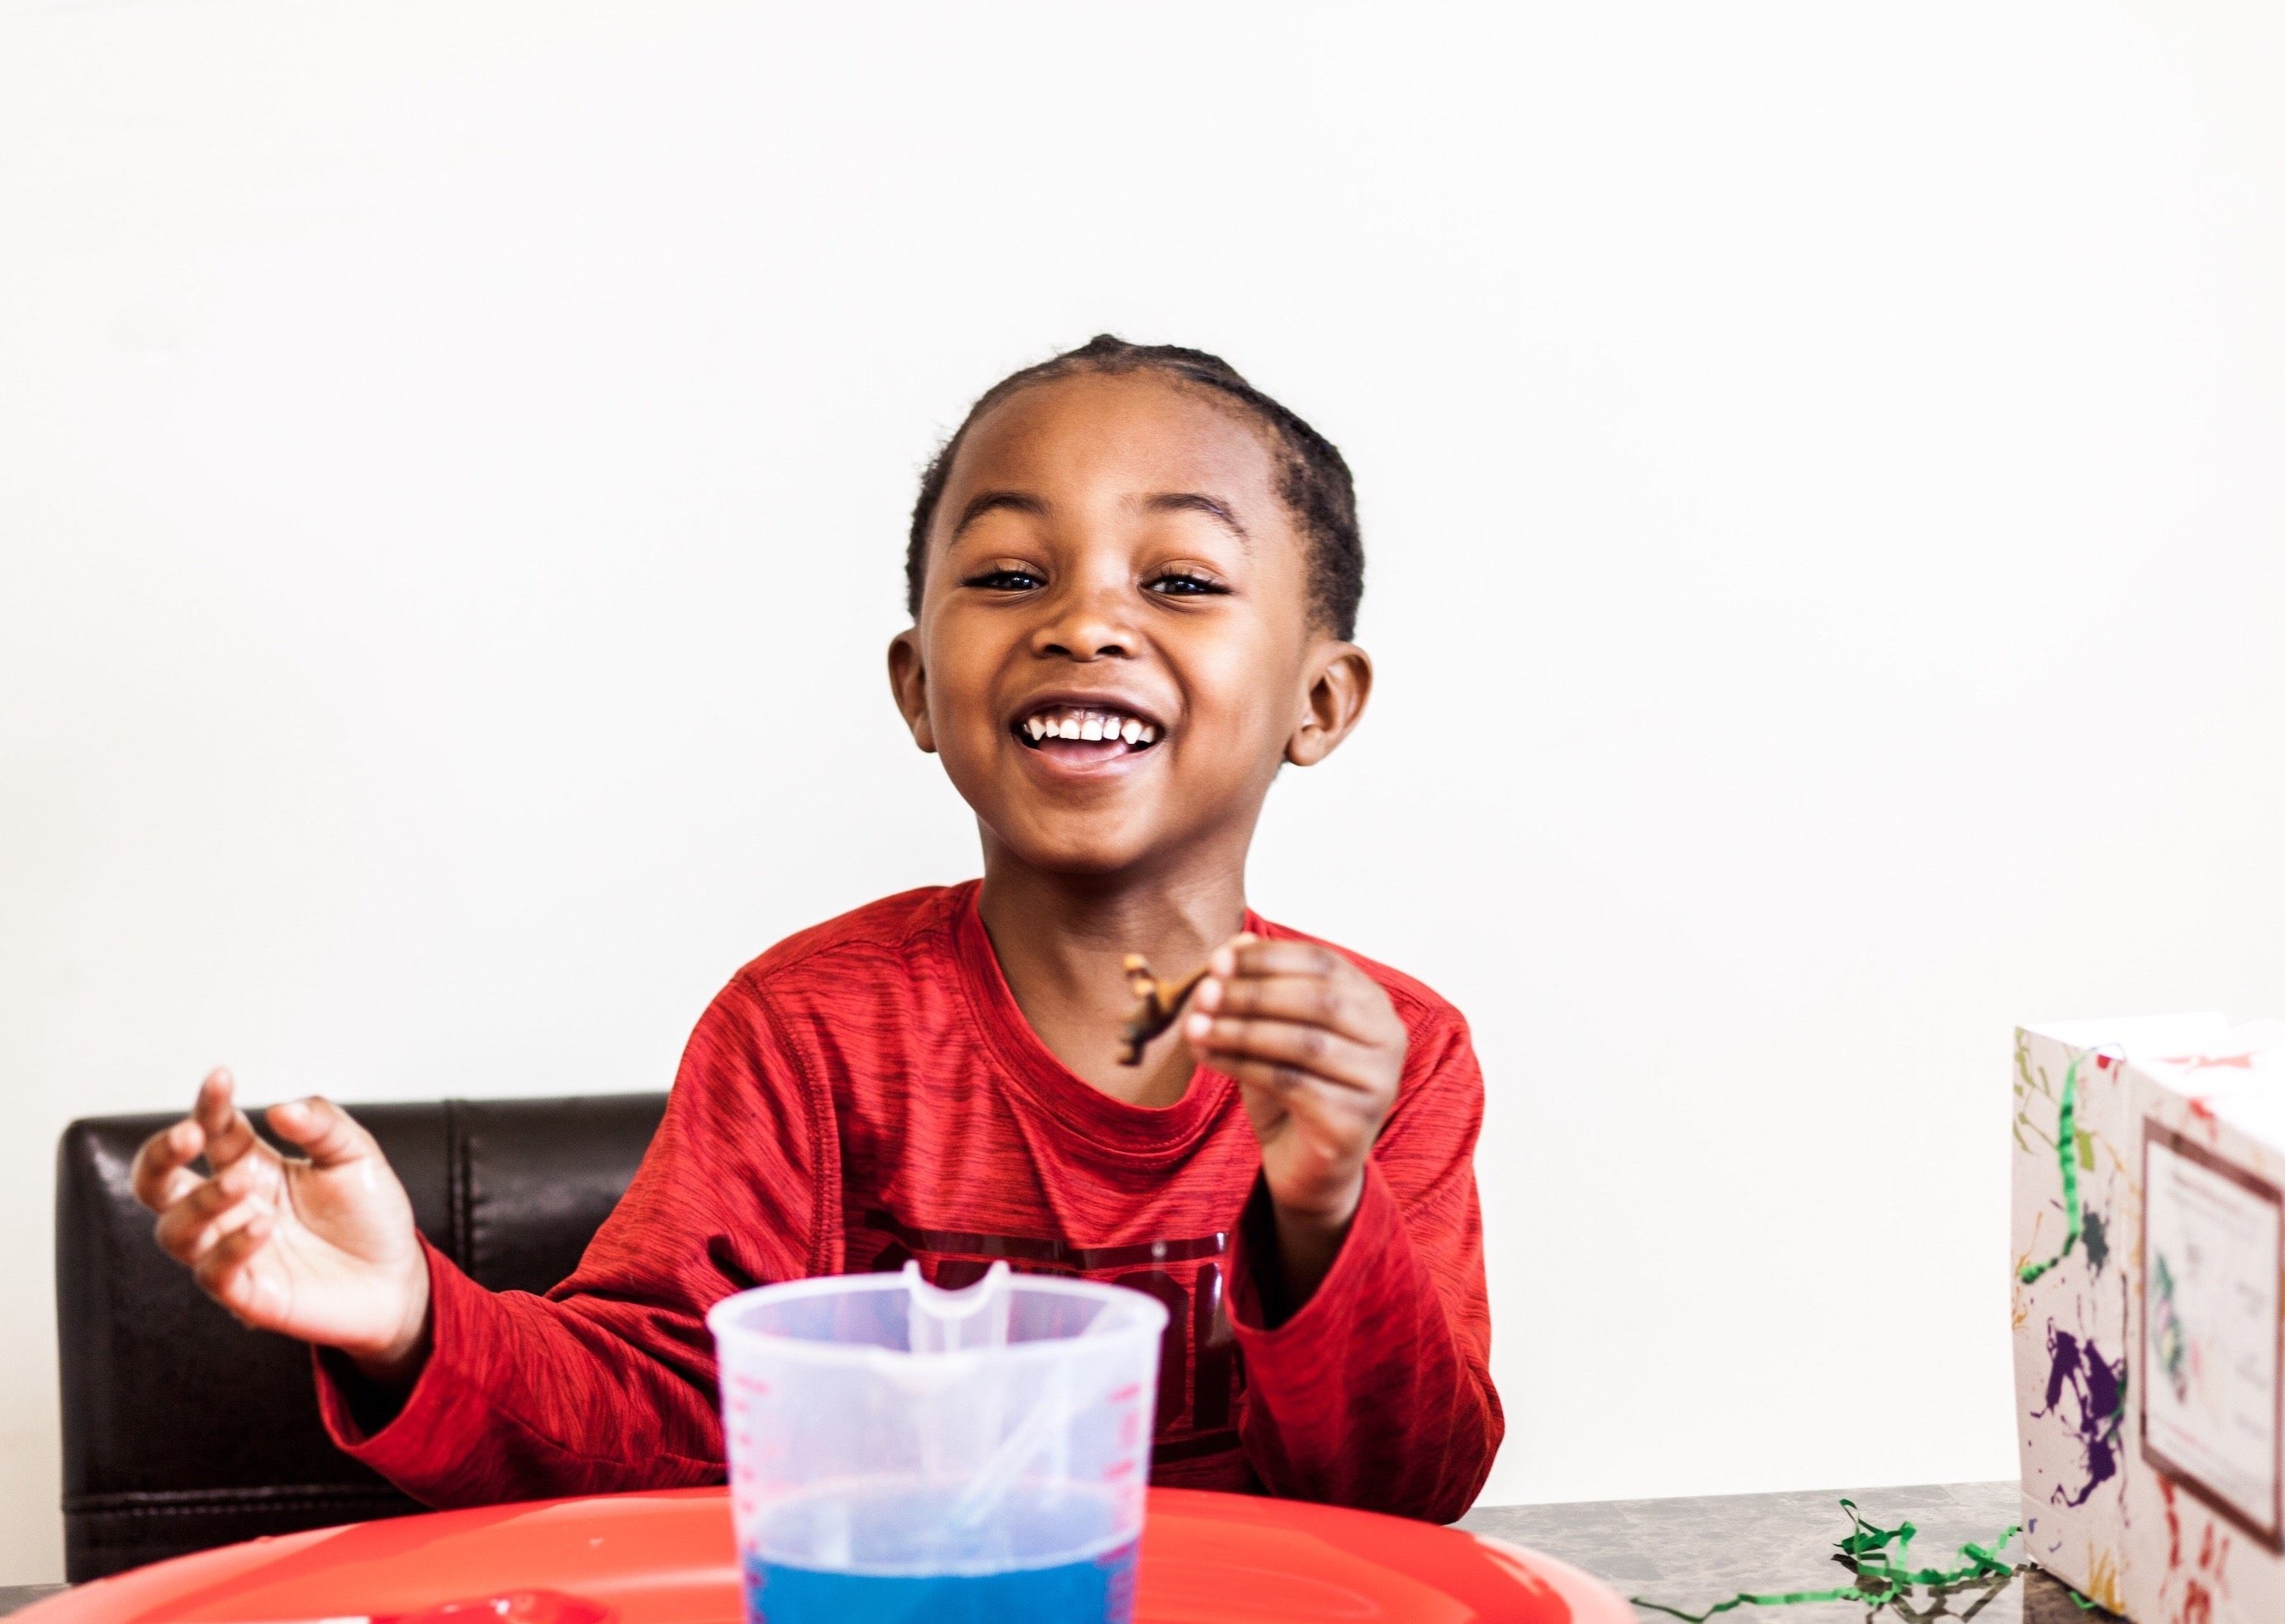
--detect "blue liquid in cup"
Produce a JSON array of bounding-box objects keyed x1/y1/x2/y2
[
  {"x1": 741, "y1": 1481, "x2": 1139, "y2": 1624},
  {"x1": 745, "y1": 1539, "x2": 1138, "y2": 1624}
]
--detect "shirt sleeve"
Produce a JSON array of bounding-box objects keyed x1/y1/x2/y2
[
  {"x1": 1221, "y1": 1005, "x2": 1504, "y2": 1522},
  {"x1": 311, "y1": 975, "x2": 840, "y2": 1508}
]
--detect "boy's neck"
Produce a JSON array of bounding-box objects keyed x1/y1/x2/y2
[{"x1": 976, "y1": 855, "x2": 1248, "y2": 1108}]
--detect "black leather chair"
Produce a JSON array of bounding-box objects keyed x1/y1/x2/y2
[{"x1": 55, "y1": 1093, "x2": 667, "y2": 1581}]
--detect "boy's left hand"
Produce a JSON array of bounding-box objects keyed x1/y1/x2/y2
[{"x1": 1184, "y1": 935, "x2": 1406, "y2": 1310}]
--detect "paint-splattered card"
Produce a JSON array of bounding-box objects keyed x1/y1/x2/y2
[{"x1": 2012, "y1": 1015, "x2": 2285, "y2": 1624}]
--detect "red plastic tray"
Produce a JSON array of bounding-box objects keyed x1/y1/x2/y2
[{"x1": 21, "y1": 1486, "x2": 1631, "y2": 1624}]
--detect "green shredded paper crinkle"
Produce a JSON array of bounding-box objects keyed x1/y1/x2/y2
[{"x1": 1629, "y1": 1499, "x2": 2026, "y2": 1622}]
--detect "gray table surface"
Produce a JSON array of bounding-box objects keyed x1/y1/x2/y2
[{"x1": 0, "y1": 1481, "x2": 2114, "y2": 1620}]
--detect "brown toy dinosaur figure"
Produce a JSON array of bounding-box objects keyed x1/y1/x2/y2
[{"x1": 1117, "y1": 954, "x2": 1212, "y2": 1067}]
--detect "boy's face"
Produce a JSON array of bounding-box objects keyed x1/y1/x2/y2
[{"x1": 890, "y1": 371, "x2": 1368, "y2": 878}]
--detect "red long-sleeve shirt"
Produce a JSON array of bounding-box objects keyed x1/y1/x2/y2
[{"x1": 315, "y1": 883, "x2": 1502, "y2": 1520}]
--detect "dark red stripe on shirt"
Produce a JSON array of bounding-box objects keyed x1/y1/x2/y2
[{"x1": 862, "y1": 1209, "x2": 1227, "y2": 1271}]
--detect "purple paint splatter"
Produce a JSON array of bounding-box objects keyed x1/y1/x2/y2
[{"x1": 2032, "y1": 1323, "x2": 2126, "y2": 1508}]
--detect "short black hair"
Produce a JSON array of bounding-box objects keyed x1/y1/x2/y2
[{"x1": 905, "y1": 335, "x2": 1364, "y2": 641}]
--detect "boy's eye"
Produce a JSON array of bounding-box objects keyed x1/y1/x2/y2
[
  {"x1": 1145, "y1": 571, "x2": 1229, "y2": 598},
  {"x1": 965, "y1": 567, "x2": 1045, "y2": 592}
]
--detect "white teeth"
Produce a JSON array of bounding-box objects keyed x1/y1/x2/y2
[{"x1": 1022, "y1": 706, "x2": 1162, "y2": 746}]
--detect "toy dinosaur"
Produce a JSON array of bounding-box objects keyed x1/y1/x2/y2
[{"x1": 1117, "y1": 954, "x2": 1211, "y2": 1066}]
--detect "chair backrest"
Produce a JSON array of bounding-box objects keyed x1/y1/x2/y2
[{"x1": 55, "y1": 1093, "x2": 667, "y2": 1581}]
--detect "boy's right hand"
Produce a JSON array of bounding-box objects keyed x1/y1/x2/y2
[{"x1": 131, "y1": 1068, "x2": 432, "y2": 1385}]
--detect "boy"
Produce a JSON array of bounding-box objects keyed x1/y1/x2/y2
[{"x1": 132, "y1": 338, "x2": 1503, "y2": 1521}]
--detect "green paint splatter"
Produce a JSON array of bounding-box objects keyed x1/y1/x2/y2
[
  {"x1": 2152, "y1": 1252, "x2": 2188, "y2": 1402},
  {"x1": 1631, "y1": 1501, "x2": 2022, "y2": 1622},
  {"x1": 2012, "y1": 1034, "x2": 2058, "y2": 1156},
  {"x1": 2019, "y1": 1054, "x2": 2086, "y2": 1285}
]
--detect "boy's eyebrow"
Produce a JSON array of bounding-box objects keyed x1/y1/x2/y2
[
  {"x1": 950, "y1": 489, "x2": 1253, "y2": 549},
  {"x1": 1140, "y1": 491, "x2": 1251, "y2": 548},
  {"x1": 950, "y1": 490, "x2": 1049, "y2": 539}
]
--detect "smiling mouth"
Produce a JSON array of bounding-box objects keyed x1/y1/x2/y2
[{"x1": 1012, "y1": 703, "x2": 1163, "y2": 758}]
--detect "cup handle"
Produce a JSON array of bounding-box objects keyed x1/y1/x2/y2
[{"x1": 903, "y1": 1259, "x2": 1012, "y2": 1352}]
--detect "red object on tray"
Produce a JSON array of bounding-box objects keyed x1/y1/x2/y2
[{"x1": 19, "y1": 1486, "x2": 1631, "y2": 1624}]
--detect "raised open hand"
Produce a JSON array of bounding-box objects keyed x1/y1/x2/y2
[{"x1": 130, "y1": 1068, "x2": 431, "y2": 1382}]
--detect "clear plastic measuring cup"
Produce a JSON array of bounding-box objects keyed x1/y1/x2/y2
[{"x1": 708, "y1": 1262, "x2": 1168, "y2": 1624}]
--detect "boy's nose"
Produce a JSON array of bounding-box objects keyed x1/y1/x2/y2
[{"x1": 1031, "y1": 581, "x2": 1135, "y2": 660}]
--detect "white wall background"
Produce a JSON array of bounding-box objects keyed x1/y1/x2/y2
[{"x1": 2, "y1": 0, "x2": 2281, "y2": 1586}]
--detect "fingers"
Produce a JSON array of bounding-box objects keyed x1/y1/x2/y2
[
  {"x1": 263, "y1": 1096, "x2": 375, "y2": 1170},
  {"x1": 1197, "y1": 935, "x2": 1405, "y2": 1233},
  {"x1": 1200, "y1": 938, "x2": 1384, "y2": 1029},
  {"x1": 1186, "y1": 1010, "x2": 1382, "y2": 1094},
  {"x1": 130, "y1": 1067, "x2": 264, "y2": 1210},
  {"x1": 192, "y1": 1068, "x2": 263, "y2": 1172},
  {"x1": 152, "y1": 1153, "x2": 274, "y2": 1264},
  {"x1": 1193, "y1": 972, "x2": 1381, "y2": 1044},
  {"x1": 1206, "y1": 935, "x2": 1340, "y2": 982},
  {"x1": 193, "y1": 1209, "x2": 282, "y2": 1323},
  {"x1": 131, "y1": 1113, "x2": 208, "y2": 1213},
  {"x1": 1187, "y1": 935, "x2": 1401, "y2": 1094}
]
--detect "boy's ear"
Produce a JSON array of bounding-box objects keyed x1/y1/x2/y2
[
  {"x1": 1285, "y1": 642, "x2": 1372, "y2": 767},
  {"x1": 886, "y1": 630, "x2": 936, "y2": 753}
]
